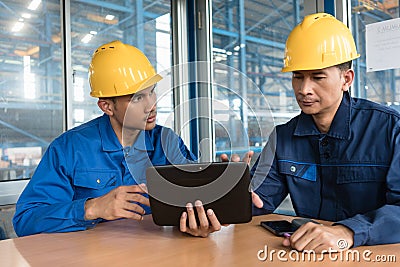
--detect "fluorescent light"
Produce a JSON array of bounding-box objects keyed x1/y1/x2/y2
[
  {"x1": 21, "y1": 13, "x2": 31, "y2": 19},
  {"x1": 11, "y1": 21, "x2": 24, "y2": 32},
  {"x1": 23, "y1": 56, "x2": 36, "y2": 99},
  {"x1": 28, "y1": 0, "x2": 42, "y2": 11},
  {"x1": 89, "y1": 31, "x2": 97, "y2": 35},
  {"x1": 105, "y1": 14, "x2": 115, "y2": 20},
  {"x1": 214, "y1": 69, "x2": 227, "y2": 74},
  {"x1": 81, "y1": 34, "x2": 93, "y2": 44},
  {"x1": 213, "y1": 47, "x2": 227, "y2": 53}
]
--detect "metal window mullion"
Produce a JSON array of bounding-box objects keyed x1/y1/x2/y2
[
  {"x1": 60, "y1": 0, "x2": 73, "y2": 131},
  {"x1": 172, "y1": 0, "x2": 191, "y2": 149},
  {"x1": 136, "y1": 0, "x2": 144, "y2": 50},
  {"x1": 195, "y1": 0, "x2": 214, "y2": 162},
  {"x1": 353, "y1": 12, "x2": 361, "y2": 98},
  {"x1": 238, "y1": 0, "x2": 248, "y2": 148}
]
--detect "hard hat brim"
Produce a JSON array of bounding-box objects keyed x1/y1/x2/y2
[
  {"x1": 91, "y1": 73, "x2": 163, "y2": 98},
  {"x1": 132, "y1": 73, "x2": 163, "y2": 95}
]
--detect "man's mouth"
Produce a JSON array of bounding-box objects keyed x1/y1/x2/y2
[
  {"x1": 146, "y1": 114, "x2": 156, "y2": 123},
  {"x1": 299, "y1": 98, "x2": 316, "y2": 106}
]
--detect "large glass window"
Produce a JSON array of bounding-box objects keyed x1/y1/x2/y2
[
  {"x1": 0, "y1": 0, "x2": 62, "y2": 182},
  {"x1": 212, "y1": 0, "x2": 304, "y2": 161},
  {"x1": 0, "y1": 0, "x2": 172, "y2": 188}
]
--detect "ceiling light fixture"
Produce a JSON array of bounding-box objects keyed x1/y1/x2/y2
[
  {"x1": 28, "y1": 0, "x2": 42, "y2": 11},
  {"x1": 105, "y1": 14, "x2": 115, "y2": 20},
  {"x1": 81, "y1": 33, "x2": 93, "y2": 44}
]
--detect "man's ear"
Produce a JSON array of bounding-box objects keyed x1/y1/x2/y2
[
  {"x1": 97, "y1": 99, "x2": 114, "y2": 116},
  {"x1": 342, "y1": 69, "x2": 355, "y2": 92}
]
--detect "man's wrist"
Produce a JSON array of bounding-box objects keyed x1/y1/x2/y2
[
  {"x1": 84, "y1": 198, "x2": 98, "y2": 220},
  {"x1": 334, "y1": 224, "x2": 354, "y2": 248}
]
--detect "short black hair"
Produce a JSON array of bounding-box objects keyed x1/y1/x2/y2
[
  {"x1": 336, "y1": 61, "x2": 352, "y2": 71},
  {"x1": 99, "y1": 97, "x2": 116, "y2": 104}
]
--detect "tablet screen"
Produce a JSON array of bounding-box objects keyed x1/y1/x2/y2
[{"x1": 146, "y1": 162, "x2": 252, "y2": 226}]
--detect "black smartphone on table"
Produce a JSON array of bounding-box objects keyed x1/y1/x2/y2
[
  {"x1": 261, "y1": 218, "x2": 320, "y2": 236},
  {"x1": 260, "y1": 220, "x2": 295, "y2": 236}
]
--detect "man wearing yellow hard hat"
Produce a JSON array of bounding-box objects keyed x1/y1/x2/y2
[
  {"x1": 251, "y1": 13, "x2": 400, "y2": 251},
  {"x1": 14, "y1": 40, "x2": 222, "y2": 237}
]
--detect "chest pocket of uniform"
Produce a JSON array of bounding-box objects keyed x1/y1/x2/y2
[
  {"x1": 73, "y1": 171, "x2": 118, "y2": 199},
  {"x1": 336, "y1": 166, "x2": 388, "y2": 184},
  {"x1": 278, "y1": 161, "x2": 317, "y2": 182}
]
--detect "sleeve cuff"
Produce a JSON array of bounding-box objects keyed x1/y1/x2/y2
[
  {"x1": 74, "y1": 198, "x2": 102, "y2": 228},
  {"x1": 333, "y1": 217, "x2": 371, "y2": 247},
  {"x1": 252, "y1": 204, "x2": 273, "y2": 216}
]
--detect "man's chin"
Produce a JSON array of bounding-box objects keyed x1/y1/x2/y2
[
  {"x1": 122, "y1": 122, "x2": 156, "y2": 131},
  {"x1": 145, "y1": 122, "x2": 156, "y2": 131},
  {"x1": 300, "y1": 106, "x2": 318, "y2": 115}
]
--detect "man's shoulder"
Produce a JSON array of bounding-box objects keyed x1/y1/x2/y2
[
  {"x1": 352, "y1": 97, "x2": 400, "y2": 119},
  {"x1": 275, "y1": 114, "x2": 301, "y2": 131},
  {"x1": 54, "y1": 116, "x2": 103, "y2": 142},
  {"x1": 74, "y1": 116, "x2": 102, "y2": 129}
]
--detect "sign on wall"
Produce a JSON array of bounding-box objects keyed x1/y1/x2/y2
[{"x1": 366, "y1": 17, "x2": 400, "y2": 72}]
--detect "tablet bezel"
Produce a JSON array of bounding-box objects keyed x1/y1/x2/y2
[{"x1": 145, "y1": 162, "x2": 252, "y2": 226}]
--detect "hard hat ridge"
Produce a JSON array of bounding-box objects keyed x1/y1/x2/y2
[
  {"x1": 281, "y1": 13, "x2": 360, "y2": 72},
  {"x1": 89, "y1": 40, "x2": 162, "y2": 98}
]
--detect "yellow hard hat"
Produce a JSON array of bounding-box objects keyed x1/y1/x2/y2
[
  {"x1": 89, "y1": 40, "x2": 162, "y2": 97},
  {"x1": 281, "y1": 13, "x2": 360, "y2": 72}
]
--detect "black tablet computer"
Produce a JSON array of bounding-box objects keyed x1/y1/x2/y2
[{"x1": 146, "y1": 162, "x2": 252, "y2": 226}]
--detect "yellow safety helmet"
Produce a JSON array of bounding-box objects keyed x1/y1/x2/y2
[
  {"x1": 89, "y1": 40, "x2": 162, "y2": 97},
  {"x1": 281, "y1": 13, "x2": 360, "y2": 72}
]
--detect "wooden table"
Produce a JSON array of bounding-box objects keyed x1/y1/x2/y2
[{"x1": 0, "y1": 214, "x2": 398, "y2": 266}]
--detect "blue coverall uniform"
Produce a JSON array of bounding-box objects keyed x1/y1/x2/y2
[
  {"x1": 13, "y1": 114, "x2": 196, "y2": 236},
  {"x1": 252, "y1": 92, "x2": 400, "y2": 247}
]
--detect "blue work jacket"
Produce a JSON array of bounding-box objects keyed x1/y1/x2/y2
[
  {"x1": 13, "y1": 114, "x2": 196, "y2": 236},
  {"x1": 252, "y1": 92, "x2": 400, "y2": 247}
]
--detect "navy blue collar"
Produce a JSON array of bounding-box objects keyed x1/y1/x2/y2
[{"x1": 294, "y1": 92, "x2": 351, "y2": 140}]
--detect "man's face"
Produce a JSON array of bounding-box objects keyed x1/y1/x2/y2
[
  {"x1": 291, "y1": 66, "x2": 351, "y2": 117},
  {"x1": 114, "y1": 85, "x2": 157, "y2": 131}
]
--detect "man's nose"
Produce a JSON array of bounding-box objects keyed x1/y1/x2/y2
[
  {"x1": 144, "y1": 96, "x2": 156, "y2": 112},
  {"x1": 298, "y1": 77, "x2": 313, "y2": 95}
]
